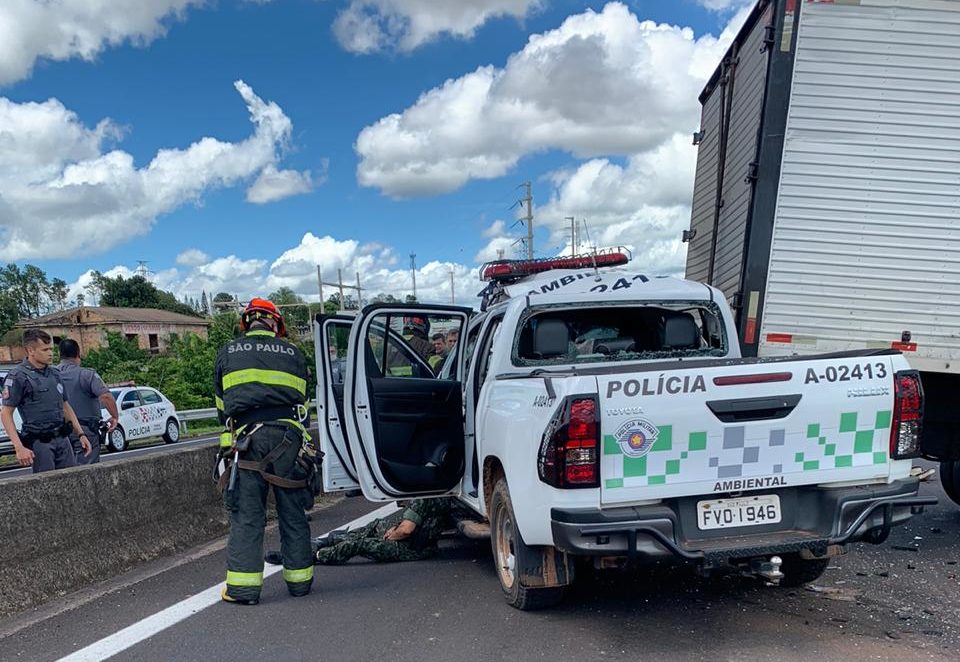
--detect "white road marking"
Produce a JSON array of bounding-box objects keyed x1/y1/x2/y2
[{"x1": 57, "y1": 502, "x2": 399, "y2": 662}]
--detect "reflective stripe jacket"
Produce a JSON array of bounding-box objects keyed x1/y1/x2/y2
[{"x1": 214, "y1": 330, "x2": 308, "y2": 423}]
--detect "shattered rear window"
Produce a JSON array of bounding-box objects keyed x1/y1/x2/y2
[{"x1": 513, "y1": 302, "x2": 728, "y2": 366}]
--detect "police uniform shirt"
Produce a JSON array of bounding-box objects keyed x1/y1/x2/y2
[
  {"x1": 3, "y1": 359, "x2": 68, "y2": 429},
  {"x1": 57, "y1": 362, "x2": 109, "y2": 424}
]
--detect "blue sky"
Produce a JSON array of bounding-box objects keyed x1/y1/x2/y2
[{"x1": 0, "y1": 0, "x2": 750, "y2": 304}]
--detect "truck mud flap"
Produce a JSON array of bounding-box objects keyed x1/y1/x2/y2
[{"x1": 518, "y1": 544, "x2": 575, "y2": 589}]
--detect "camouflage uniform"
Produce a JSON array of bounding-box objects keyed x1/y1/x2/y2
[{"x1": 315, "y1": 498, "x2": 457, "y2": 565}]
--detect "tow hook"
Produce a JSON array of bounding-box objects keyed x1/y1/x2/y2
[{"x1": 752, "y1": 555, "x2": 784, "y2": 584}]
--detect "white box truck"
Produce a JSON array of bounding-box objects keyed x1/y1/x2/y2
[{"x1": 683, "y1": 0, "x2": 960, "y2": 499}]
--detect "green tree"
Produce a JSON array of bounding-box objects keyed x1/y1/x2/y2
[
  {"x1": 0, "y1": 295, "x2": 19, "y2": 337},
  {"x1": 200, "y1": 291, "x2": 210, "y2": 316},
  {"x1": 323, "y1": 294, "x2": 340, "y2": 315},
  {"x1": 93, "y1": 273, "x2": 199, "y2": 317},
  {"x1": 0, "y1": 264, "x2": 74, "y2": 332},
  {"x1": 83, "y1": 332, "x2": 149, "y2": 385},
  {"x1": 48, "y1": 278, "x2": 68, "y2": 311},
  {"x1": 269, "y1": 287, "x2": 309, "y2": 335},
  {"x1": 213, "y1": 292, "x2": 236, "y2": 313}
]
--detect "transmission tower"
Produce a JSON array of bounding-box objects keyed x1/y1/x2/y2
[{"x1": 409, "y1": 253, "x2": 417, "y2": 300}]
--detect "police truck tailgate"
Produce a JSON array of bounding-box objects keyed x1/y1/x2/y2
[{"x1": 598, "y1": 353, "x2": 907, "y2": 509}]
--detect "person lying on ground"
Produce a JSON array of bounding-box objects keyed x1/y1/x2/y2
[{"x1": 265, "y1": 497, "x2": 463, "y2": 566}]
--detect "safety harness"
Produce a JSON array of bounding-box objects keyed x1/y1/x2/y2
[{"x1": 217, "y1": 417, "x2": 322, "y2": 493}]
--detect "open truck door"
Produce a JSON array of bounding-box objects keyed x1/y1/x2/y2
[
  {"x1": 344, "y1": 305, "x2": 472, "y2": 501},
  {"x1": 314, "y1": 314, "x2": 360, "y2": 493}
]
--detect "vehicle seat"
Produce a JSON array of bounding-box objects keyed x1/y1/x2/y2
[
  {"x1": 532, "y1": 319, "x2": 571, "y2": 358},
  {"x1": 659, "y1": 314, "x2": 700, "y2": 350}
]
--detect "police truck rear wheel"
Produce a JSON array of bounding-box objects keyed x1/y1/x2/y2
[
  {"x1": 489, "y1": 477, "x2": 565, "y2": 611},
  {"x1": 162, "y1": 418, "x2": 180, "y2": 444},
  {"x1": 108, "y1": 427, "x2": 127, "y2": 453}
]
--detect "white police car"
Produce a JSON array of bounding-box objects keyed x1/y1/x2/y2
[
  {"x1": 105, "y1": 385, "x2": 181, "y2": 452},
  {"x1": 0, "y1": 374, "x2": 181, "y2": 455}
]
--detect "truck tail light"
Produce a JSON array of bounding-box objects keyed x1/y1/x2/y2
[
  {"x1": 890, "y1": 370, "x2": 923, "y2": 460},
  {"x1": 538, "y1": 397, "x2": 599, "y2": 489}
]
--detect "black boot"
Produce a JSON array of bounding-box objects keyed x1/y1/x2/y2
[{"x1": 312, "y1": 529, "x2": 349, "y2": 550}]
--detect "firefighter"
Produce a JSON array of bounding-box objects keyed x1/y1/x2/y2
[
  {"x1": 401, "y1": 316, "x2": 434, "y2": 363},
  {"x1": 214, "y1": 298, "x2": 319, "y2": 605}
]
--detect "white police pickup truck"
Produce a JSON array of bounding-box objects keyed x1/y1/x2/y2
[{"x1": 314, "y1": 251, "x2": 936, "y2": 610}]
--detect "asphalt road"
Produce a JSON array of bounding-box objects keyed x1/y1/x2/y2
[{"x1": 2, "y1": 472, "x2": 959, "y2": 661}]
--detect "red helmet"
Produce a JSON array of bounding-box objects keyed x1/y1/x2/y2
[
  {"x1": 403, "y1": 316, "x2": 429, "y2": 337},
  {"x1": 241, "y1": 297, "x2": 286, "y2": 337}
]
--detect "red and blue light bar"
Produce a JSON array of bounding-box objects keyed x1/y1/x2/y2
[{"x1": 480, "y1": 249, "x2": 631, "y2": 282}]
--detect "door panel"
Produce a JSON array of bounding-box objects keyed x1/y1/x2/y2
[
  {"x1": 345, "y1": 305, "x2": 472, "y2": 500},
  {"x1": 139, "y1": 389, "x2": 164, "y2": 434},
  {"x1": 120, "y1": 391, "x2": 147, "y2": 439},
  {"x1": 316, "y1": 315, "x2": 361, "y2": 492},
  {"x1": 369, "y1": 377, "x2": 464, "y2": 492}
]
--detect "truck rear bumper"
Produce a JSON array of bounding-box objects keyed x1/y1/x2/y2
[{"x1": 551, "y1": 479, "x2": 935, "y2": 564}]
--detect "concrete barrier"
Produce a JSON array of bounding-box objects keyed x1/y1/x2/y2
[{"x1": 0, "y1": 444, "x2": 229, "y2": 617}]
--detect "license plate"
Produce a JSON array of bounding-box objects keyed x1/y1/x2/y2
[{"x1": 696, "y1": 494, "x2": 782, "y2": 531}]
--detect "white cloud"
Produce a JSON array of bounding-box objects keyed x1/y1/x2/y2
[
  {"x1": 266, "y1": 233, "x2": 482, "y2": 305},
  {"x1": 175, "y1": 248, "x2": 210, "y2": 267},
  {"x1": 482, "y1": 219, "x2": 506, "y2": 239},
  {"x1": 475, "y1": 236, "x2": 519, "y2": 263},
  {"x1": 67, "y1": 233, "x2": 483, "y2": 309},
  {"x1": 475, "y1": 220, "x2": 522, "y2": 262},
  {"x1": 537, "y1": 133, "x2": 697, "y2": 275},
  {"x1": 181, "y1": 255, "x2": 269, "y2": 296},
  {"x1": 67, "y1": 255, "x2": 268, "y2": 306},
  {"x1": 333, "y1": 0, "x2": 541, "y2": 54},
  {"x1": 355, "y1": 1, "x2": 739, "y2": 198},
  {"x1": 0, "y1": 0, "x2": 203, "y2": 87},
  {"x1": 356, "y1": 1, "x2": 751, "y2": 275},
  {"x1": 0, "y1": 80, "x2": 309, "y2": 260},
  {"x1": 246, "y1": 164, "x2": 315, "y2": 204},
  {"x1": 697, "y1": 0, "x2": 756, "y2": 12}
]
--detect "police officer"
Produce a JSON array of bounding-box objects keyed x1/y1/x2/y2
[
  {"x1": 0, "y1": 329, "x2": 91, "y2": 472},
  {"x1": 214, "y1": 298, "x2": 316, "y2": 605},
  {"x1": 57, "y1": 338, "x2": 119, "y2": 465}
]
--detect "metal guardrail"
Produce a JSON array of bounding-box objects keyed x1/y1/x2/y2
[
  {"x1": 0, "y1": 400, "x2": 318, "y2": 455},
  {"x1": 177, "y1": 400, "x2": 317, "y2": 434}
]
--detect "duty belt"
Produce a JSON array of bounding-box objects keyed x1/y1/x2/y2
[{"x1": 21, "y1": 421, "x2": 72, "y2": 444}]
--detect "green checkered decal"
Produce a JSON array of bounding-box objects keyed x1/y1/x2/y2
[{"x1": 602, "y1": 409, "x2": 893, "y2": 490}]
